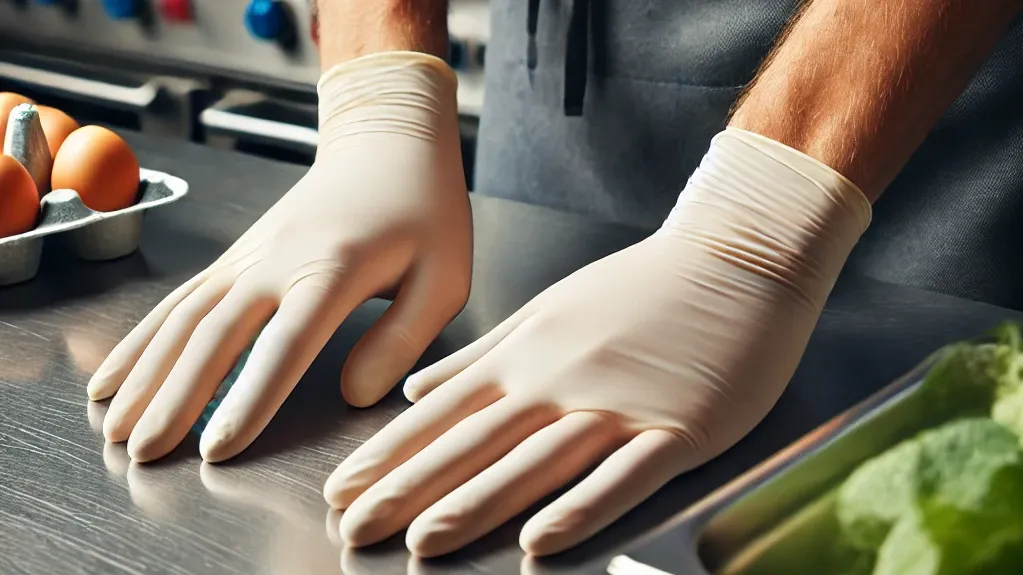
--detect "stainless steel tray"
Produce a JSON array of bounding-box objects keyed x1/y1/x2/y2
[
  {"x1": 613, "y1": 340, "x2": 995, "y2": 575},
  {"x1": 0, "y1": 167, "x2": 189, "y2": 286}
]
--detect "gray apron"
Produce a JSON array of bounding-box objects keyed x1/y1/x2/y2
[{"x1": 474, "y1": 0, "x2": 1023, "y2": 310}]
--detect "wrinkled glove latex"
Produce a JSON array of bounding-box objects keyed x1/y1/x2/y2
[
  {"x1": 87, "y1": 51, "x2": 471, "y2": 463},
  {"x1": 323, "y1": 127, "x2": 872, "y2": 557}
]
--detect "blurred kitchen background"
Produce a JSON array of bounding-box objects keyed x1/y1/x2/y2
[{"x1": 0, "y1": 0, "x2": 489, "y2": 187}]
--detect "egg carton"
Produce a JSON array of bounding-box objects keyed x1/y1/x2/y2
[
  {"x1": 0, "y1": 168, "x2": 189, "y2": 286},
  {"x1": 1, "y1": 105, "x2": 188, "y2": 286}
]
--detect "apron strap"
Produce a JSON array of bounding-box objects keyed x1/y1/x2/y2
[
  {"x1": 527, "y1": 0, "x2": 540, "y2": 74},
  {"x1": 564, "y1": 0, "x2": 590, "y2": 116},
  {"x1": 526, "y1": 0, "x2": 590, "y2": 116}
]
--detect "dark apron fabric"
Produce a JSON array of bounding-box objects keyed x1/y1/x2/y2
[{"x1": 473, "y1": 1, "x2": 1023, "y2": 310}]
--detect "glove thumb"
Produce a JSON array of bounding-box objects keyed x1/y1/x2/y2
[{"x1": 341, "y1": 267, "x2": 467, "y2": 407}]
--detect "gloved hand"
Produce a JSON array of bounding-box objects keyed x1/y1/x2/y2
[
  {"x1": 88, "y1": 51, "x2": 472, "y2": 463},
  {"x1": 323, "y1": 128, "x2": 872, "y2": 557}
]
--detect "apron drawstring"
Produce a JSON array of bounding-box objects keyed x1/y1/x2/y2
[
  {"x1": 564, "y1": 0, "x2": 590, "y2": 116},
  {"x1": 526, "y1": 0, "x2": 590, "y2": 116},
  {"x1": 527, "y1": 0, "x2": 540, "y2": 76}
]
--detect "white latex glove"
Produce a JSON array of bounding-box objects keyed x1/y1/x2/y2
[
  {"x1": 323, "y1": 128, "x2": 871, "y2": 557},
  {"x1": 88, "y1": 52, "x2": 471, "y2": 463}
]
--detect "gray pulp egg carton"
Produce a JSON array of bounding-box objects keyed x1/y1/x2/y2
[{"x1": 0, "y1": 104, "x2": 188, "y2": 286}]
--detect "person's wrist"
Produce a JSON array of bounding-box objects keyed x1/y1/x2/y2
[
  {"x1": 316, "y1": 51, "x2": 459, "y2": 149},
  {"x1": 316, "y1": 1, "x2": 449, "y2": 71}
]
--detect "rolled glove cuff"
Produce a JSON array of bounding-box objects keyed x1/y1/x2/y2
[
  {"x1": 659, "y1": 127, "x2": 873, "y2": 297},
  {"x1": 316, "y1": 51, "x2": 460, "y2": 149}
]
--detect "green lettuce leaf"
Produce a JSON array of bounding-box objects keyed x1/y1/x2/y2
[{"x1": 838, "y1": 439, "x2": 922, "y2": 551}]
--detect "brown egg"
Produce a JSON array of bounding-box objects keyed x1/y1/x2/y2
[
  {"x1": 51, "y1": 126, "x2": 140, "y2": 212},
  {"x1": 0, "y1": 93, "x2": 36, "y2": 147},
  {"x1": 37, "y1": 106, "x2": 81, "y2": 157},
  {"x1": 0, "y1": 154, "x2": 40, "y2": 238}
]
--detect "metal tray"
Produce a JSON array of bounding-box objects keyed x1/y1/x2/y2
[
  {"x1": 613, "y1": 340, "x2": 996, "y2": 575},
  {"x1": 0, "y1": 167, "x2": 189, "y2": 286}
]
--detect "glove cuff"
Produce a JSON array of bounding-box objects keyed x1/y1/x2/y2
[
  {"x1": 661, "y1": 127, "x2": 873, "y2": 291},
  {"x1": 316, "y1": 51, "x2": 460, "y2": 149}
]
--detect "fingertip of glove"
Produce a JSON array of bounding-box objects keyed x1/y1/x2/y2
[
  {"x1": 322, "y1": 482, "x2": 339, "y2": 507},
  {"x1": 340, "y1": 375, "x2": 391, "y2": 408},
  {"x1": 402, "y1": 377, "x2": 424, "y2": 403},
  {"x1": 199, "y1": 417, "x2": 249, "y2": 463},
  {"x1": 322, "y1": 472, "x2": 357, "y2": 509},
  {"x1": 126, "y1": 434, "x2": 161, "y2": 464},
  {"x1": 518, "y1": 522, "x2": 569, "y2": 557},
  {"x1": 102, "y1": 412, "x2": 131, "y2": 444},
  {"x1": 404, "y1": 523, "x2": 447, "y2": 558},
  {"x1": 337, "y1": 509, "x2": 386, "y2": 549},
  {"x1": 86, "y1": 384, "x2": 110, "y2": 402},
  {"x1": 198, "y1": 433, "x2": 229, "y2": 464},
  {"x1": 322, "y1": 473, "x2": 342, "y2": 505},
  {"x1": 87, "y1": 374, "x2": 116, "y2": 401},
  {"x1": 403, "y1": 368, "x2": 445, "y2": 403},
  {"x1": 518, "y1": 535, "x2": 552, "y2": 558}
]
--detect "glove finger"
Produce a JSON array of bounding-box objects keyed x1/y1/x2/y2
[
  {"x1": 103, "y1": 276, "x2": 233, "y2": 443},
  {"x1": 198, "y1": 272, "x2": 368, "y2": 463},
  {"x1": 342, "y1": 266, "x2": 467, "y2": 408},
  {"x1": 324, "y1": 368, "x2": 502, "y2": 509},
  {"x1": 519, "y1": 429, "x2": 694, "y2": 556},
  {"x1": 88, "y1": 272, "x2": 208, "y2": 401},
  {"x1": 406, "y1": 411, "x2": 624, "y2": 558},
  {"x1": 402, "y1": 304, "x2": 534, "y2": 403},
  {"x1": 339, "y1": 397, "x2": 560, "y2": 548},
  {"x1": 127, "y1": 284, "x2": 276, "y2": 462}
]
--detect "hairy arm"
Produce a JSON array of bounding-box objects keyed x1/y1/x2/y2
[
  {"x1": 730, "y1": 0, "x2": 1023, "y2": 201},
  {"x1": 315, "y1": 0, "x2": 449, "y2": 69}
]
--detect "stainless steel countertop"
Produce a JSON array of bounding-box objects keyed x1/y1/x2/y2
[{"x1": 1, "y1": 132, "x2": 1020, "y2": 575}]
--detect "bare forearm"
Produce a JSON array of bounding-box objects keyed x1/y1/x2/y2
[
  {"x1": 730, "y1": 0, "x2": 1023, "y2": 201},
  {"x1": 315, "y1": 0, "x2": 448, "y2": 70}
]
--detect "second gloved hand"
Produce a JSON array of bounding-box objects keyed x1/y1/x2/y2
[
  {"x1": 323, "y1": 128, "x2": 872, "y2": 557},
  {"x1": 88, "y1": 51, "x2": 471, "y2": 463}
]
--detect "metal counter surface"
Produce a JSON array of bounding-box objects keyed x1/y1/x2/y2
[{"x1": 1, "y1": 132, "x2": 1020, "y2": 575}]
